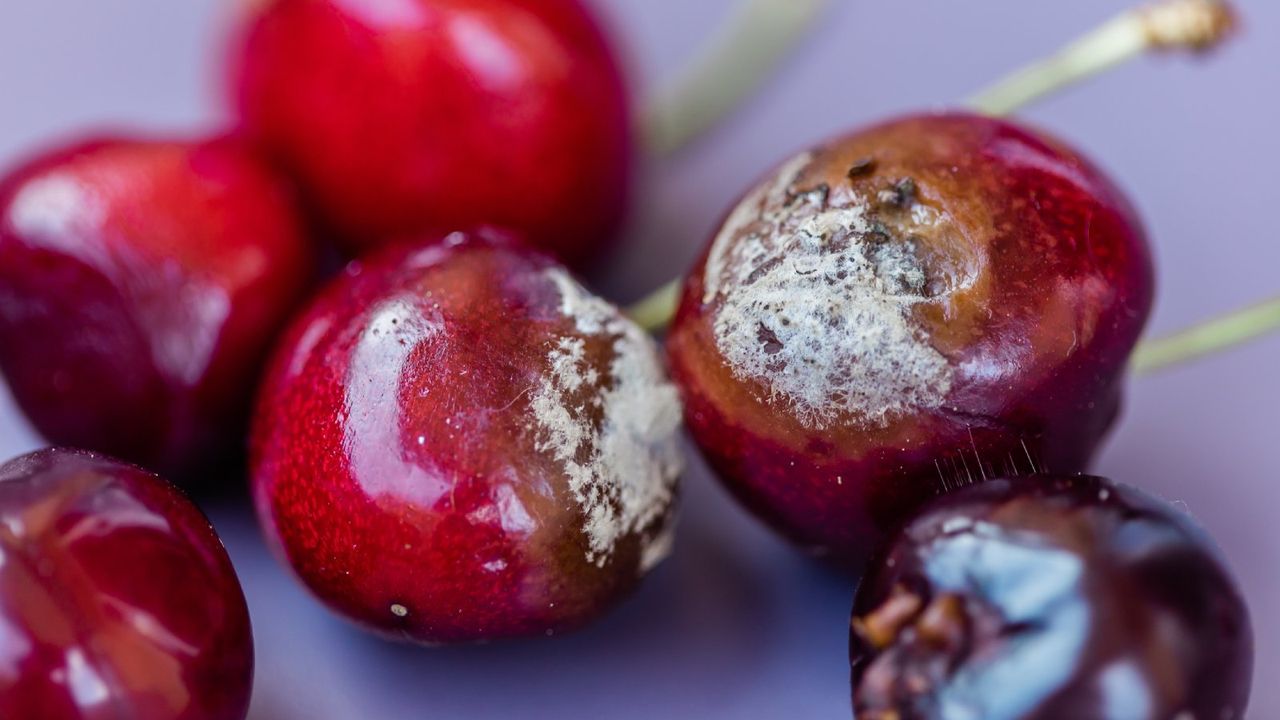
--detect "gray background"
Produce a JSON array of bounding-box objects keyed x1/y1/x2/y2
[{"x1": 1, "y1": 1, "x2": 1277, "y2": 717}]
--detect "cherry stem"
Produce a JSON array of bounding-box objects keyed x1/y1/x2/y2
[
  {"x1": 643, "y1": 0, "x2": 829, "y2": 157},
  {"x1": 1131, "y1": 297, "x2": 1280, "y2": 375},
  {"x1": 628, "y1": 278, "x2": 683, "y2": 334},
  {"x1": 627, "y1": 0, "x2": 1241, "y2": 334},
  {"x1": 968, "y1": 0, "x2": 1237, "y2": 116}
]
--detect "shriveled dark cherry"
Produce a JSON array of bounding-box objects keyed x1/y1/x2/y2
[
  {"x1": 0, "y1": 448, "x2": 253, "y2": 720},
  {"x1": 250, "y1": 230, "x2": 682, "y2": 643},
  {"x1": 228, "y1": 0, "x2": 633, "y2": 269},
  {"x1": 0, "y1": 136, "x2": 313, "y2": 482},
  {"x1": 850, "y1": 474, "x2": 1252, "y2": 720},
  {"x1": 666, "y1": 112, "x2": 1154, "y2": 566}
]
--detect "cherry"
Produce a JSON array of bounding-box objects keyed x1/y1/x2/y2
[
  {"x1": 250, "y1": 229, "x2": 682, "y2": 643},
  {"x1": 850, "y1": 474, "x2": 1252, "y2": 720},
  {"x1": 227, "y1": 0, "x2": 633, "y2": 269},
  {"x1": 665, "y1": 112, "x2": 1154, "y2": 567},
  {"x1": 0, "y1": 136, "x2": 313, "y2": 481},
  {"x1": 0, "y1": 448, "x2": 253, "y2": 720}
]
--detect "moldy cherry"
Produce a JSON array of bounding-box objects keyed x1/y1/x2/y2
[
  {"x1": 666, "y1": 112, "x2": 1154, "y2": 566},
  {"x1": 0, "y1": 448, "x2": 254, "y2": 720},
  {"x1": 250, "y1": 229, "x2": 682, "y2": 643},
  {"x1": 850, "y1": 474, "x2": 1252, "y2": 720}
]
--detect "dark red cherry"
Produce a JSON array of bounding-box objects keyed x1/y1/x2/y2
[
  {"x1": 227, "y1": 0, "x2": 633, "y2": 269},
  {"x1": 250, "y1": 230, "x2": 682, "y2": 643},
  {"x1": 0, "y1": 448, "x2": 253, "y2": 720},
  {"x1": 850, "y1": 474, "x2": 1252, "y2": 720},
  {"x1": 666, "y1": 112, "x2": 1154, "y2": 566},
  {"x1": 0, "y1": 136, "x2": 314, "y2": 481}
]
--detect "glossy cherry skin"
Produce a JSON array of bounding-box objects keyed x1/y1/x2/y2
[
  {"x1": 849, "y1": 475, "x2": 1253, "y2": 720},
  {"x1": 228, "y1": 0, "x2": 634, "y2": 269},
  {"x1": 250, "y1": 230, "x2": 682, "y2": 643},
  {"x1": 0, "y1": 448, "x2": 254, "y2": 720},
  {"x1": 666, "y1": 112, "x2": 1154, "y2": 567},
  {"x1": 0, "y1": 136, "x2": 314, "y2": 482}
]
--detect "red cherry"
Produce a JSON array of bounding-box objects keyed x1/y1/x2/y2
[
  {"x1": 250, "y1": 230, "x2": 682, "y2": 643},
  {"x1": 0, "y1": 448, "x2": 253, "y2": 720},
  {"x1": 0, "y1": 136, "x2": 314, "y2": 481},
  {"x1": 227, "y1": 0, "x2": 634, "y2": 269},
  {"x1": 666, "y1": 112, "x2": 1154, "y2": 566}
]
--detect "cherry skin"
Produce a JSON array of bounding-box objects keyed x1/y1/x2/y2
[
  {"x1": 666, "y1": 112, "x2": 1154, "y2": 566},
  {"x1": 0, "y1": 448, "x2": 254, "y2": 720},
  {"x1": 227, "y1": 0, "x2": 633, "y2": 269},
  {"x1": 0, "y1": 136, "x2": 314, "y2": 482},
  {"x1": 849, "y1": 475, "x2": 1253, "y2": 720},
  {"x1": 250, "y1": 230, "x2": 682, "y2": 643}
]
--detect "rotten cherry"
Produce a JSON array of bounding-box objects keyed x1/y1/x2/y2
[
  {"x1": 666, "y1": 112, "x2": 1154, "y2": 565},
  {"x1": 250, "y1": 230, "x2": 681, "y2": 643},
  {"x1": 850, "y1": 474, "x2": 1252, "y2": 720}
]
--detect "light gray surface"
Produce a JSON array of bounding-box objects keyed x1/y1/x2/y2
[{"x1": 1, "y1": 1, "x2": 1277, "y2": 717}]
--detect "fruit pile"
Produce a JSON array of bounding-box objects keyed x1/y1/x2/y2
[{"x1": 0, "y1": 0, "x2": 1263, "y2": 718}]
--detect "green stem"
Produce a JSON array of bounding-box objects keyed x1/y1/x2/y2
[
  {"x1": 644, "y1": 0, "x2": 829, "y2": 157},
  {"x1": 1132, "y1": 297, "x2": 1280, "y2": 375},
  {"x1": 628, "y1": 279, "x2": 683, "y2": 334},
  {"x1": 969, "y1": 0, "x2": 1236, "y2": 116}
]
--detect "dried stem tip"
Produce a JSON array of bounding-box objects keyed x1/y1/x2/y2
[
  {"x1": 968, "y1": 0, "x2": 1241, "y2": 118},
  {"x1": 1141, "y1": 0, "x2": 1238, "y2": 51}
]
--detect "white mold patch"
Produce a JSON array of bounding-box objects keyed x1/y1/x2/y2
[
  {"x1": 531, "y1": 269, "x2": 683, "y2": 568},
  {"x1": 704, "y1": 151, "x2": 814, "y2": 303},
  {"x1": 703, "y1": 159, "x2": 957, "y2": 429}
]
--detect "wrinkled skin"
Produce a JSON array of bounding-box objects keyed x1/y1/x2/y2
[
  {"x1": 0, "y1": 137, "x2": 313, "y2": 482},
  {"x1": 666, "y1": 113, "x2": 1154, "y2": 566},
  {"x1": 250, "y1": 231, "x2": 681, "y2": 643},
  {"x1": 850, "y1": 475, "x2": 1253, "y2": 720},
  {"x1": 228, "y1": 0, "x2": 633, "y2": 269},
  {"x1": 0, "y1": 448, "x2": 253, "y2": 720}
]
